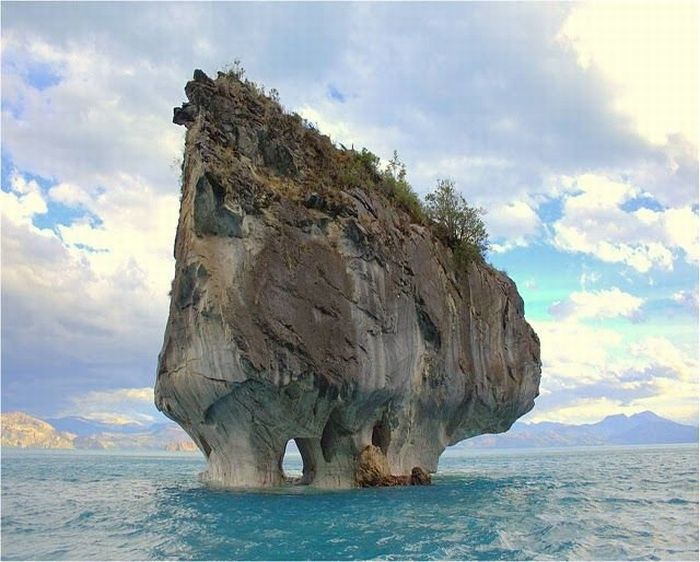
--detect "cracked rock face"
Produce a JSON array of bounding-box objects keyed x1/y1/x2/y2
[{"x1": 155, "y1": 70, "x2": 541, "y2": 489}]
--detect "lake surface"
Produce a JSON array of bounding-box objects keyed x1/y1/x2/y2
[{"x1": 1, "y1": 444, "x2": 697, "y2": 560}]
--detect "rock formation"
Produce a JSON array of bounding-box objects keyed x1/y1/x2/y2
[{"x1": 155, "y1": 69, "x2": 541, "y2": 489}]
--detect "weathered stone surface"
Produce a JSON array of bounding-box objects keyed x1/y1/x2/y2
[
  {"x1": 356, "y1": 444, "x2": 431, "y2": 487},
  {"x1": 155, "y1": 69, "x2": 541, "y2": 489}
]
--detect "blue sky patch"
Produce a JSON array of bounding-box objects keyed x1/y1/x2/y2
[
  {"x1": 621, "y1": 194, "x2": 665, "y2": 213},
  {"x1": 327, "y1": 84, "x2": 346, "y2": 103},
  {"x1": 535, "y1": 196, "x2": 564, "y2": 223},
  {"x1": 25, "y1": 62, "x2": 62, "y2": 91},
  {"x1": 32, "y1": 200, "x2": 97, "y2": 231}
]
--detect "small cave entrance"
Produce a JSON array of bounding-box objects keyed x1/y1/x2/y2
[
  {"x1": 281, "y1": 438, "x2": 316, "y2": 485},
  {"x1": 371, "y1": 421, "x2": 391, "y2": 455},
  {"x1": 281, "y1": 440, "x2": 303, "y2": 481}
]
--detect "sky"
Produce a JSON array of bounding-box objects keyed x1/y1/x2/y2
[{"x1": 1, "y1": 2, "x2": 698, "y2": 428}]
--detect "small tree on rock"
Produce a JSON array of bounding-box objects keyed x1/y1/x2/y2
[{"x1": 425, "y1": 179, "x2": 489, "y2": 264}]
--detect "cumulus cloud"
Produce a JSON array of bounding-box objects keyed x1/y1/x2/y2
[
  {"x1": 551, "y1": 173, "x2": 698, "y2": 272},
  {"x1": 1, "y1": 166, "x2": 177, "y2": 413},
  {"x1": 530, "y1": 318, "x2": 698, "y2": 424},
  {"x1": 558, "y1": 1, "x2": 697, "y2": 146},
  {"x1": 579, "y1": 271, "x2": 601, "y2": 289},
  {"x1": 533, "y1": 320, "x2": 625, "y2": 387},
  {"x1": 549, "y1": 287, "x2": 644, "y2": 321},
  {"x1": 486, "y1": 201, "x2": 541, "y2": 252},
  {"x1": 1, "y1": 32, "x2": 184, "y2": 193},
  {"x1": 1, "y1": 172, "x2": 48, "y2": 223}
]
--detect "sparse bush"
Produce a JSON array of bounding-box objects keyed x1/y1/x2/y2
[
  {"x1": 223, "y1": 59, "x2": 246, "y2": 80},
  {"x1": 338, "y1": 148, "x2": 381, "y2": 188},
  {"x1": 425, "y1": 178, "x2": 489, "y2": 265},
  {"x1": 337, "y1": 149, "x2": 424, "y2": 221},
  {"x1": 380, "y1": 151, "x2": 424, "y2": 221},
  {"x1": 356, "y1": 148, "x2": 381, "y2": 174},
  {"x1": 302, "y1": 118, "x2": 319, "y2": 132}
]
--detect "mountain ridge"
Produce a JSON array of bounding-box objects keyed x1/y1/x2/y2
[
  {"x1": 1, "y1": 412, "x2": 192, "y2": 451},
  {"x1": 3, "y1": 410, "x2": 695, "y2": 451},
  {"x1": 456, "y1": 410, "x2": 698, "y2": 449}
]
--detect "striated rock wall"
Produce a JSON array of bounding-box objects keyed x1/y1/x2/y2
[{"x1": 155, "y1": 70, "x2": 541, "y2": 489}]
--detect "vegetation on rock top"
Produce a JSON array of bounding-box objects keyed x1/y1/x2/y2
[{"x1": 206, "y1": 62, "x2": 491, "y2": 267}]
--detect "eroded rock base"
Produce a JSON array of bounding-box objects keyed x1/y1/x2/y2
[{"x1": 356, "y1": 445, "x2": 432, "y2": 487}]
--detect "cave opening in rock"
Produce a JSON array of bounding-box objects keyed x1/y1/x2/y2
[
  {"x1": 371, "y1": 421, "x2": 391, "y2": 455},
  {"x1": 281, "y1": 439, "x2": 303, "y2": 482},
  {"x1": 281, "y1": 438, "x2": 317, "y2": 485}
]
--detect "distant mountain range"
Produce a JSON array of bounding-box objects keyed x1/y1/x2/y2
[
  {"x1": 455, "y1": 411, "x2": 698, "y2": 449},
  {"x1": 2, "y1": 410, "x2": 696, "y2": 451},
  {"x1": 1, "y1": 412, "x2": 76, "y2": 449},
  {"x1": 1, "y1": 412, "x2": 194, "y2": 452},
  {"x1": 45, "y1": 416, "x2": 173, "y2": 436}
]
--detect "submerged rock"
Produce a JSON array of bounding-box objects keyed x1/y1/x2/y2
[
  {"x1": 155, "y1": 69, "x2": 541, "y2": 489},
  {"x1": 356, "y1": 445, "x2": 431, "y2": 487}
]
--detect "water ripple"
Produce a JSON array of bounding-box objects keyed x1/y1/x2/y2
[{"x1": 1, "y1": 444, "x2": 697, "y2": 560}]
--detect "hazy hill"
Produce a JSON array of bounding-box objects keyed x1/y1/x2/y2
[
  {"x1": 458, "y1": 411, "x2": 698, "y2": 449},
  {"x1": 2, "y1": 412, "x2": 191, "y2": 451},
  {"x1": 1, "y1": 412, "x2": 75, "y2": 449},
  {"x1": 72, "y1": 423, "x2": 190, "y2": 450},
  {"x1": 4, "y1": 410, "x2": 696, "y2": 451},
  {"x1": 46, "y1": 416, "x2": 169, "y2": 436}
]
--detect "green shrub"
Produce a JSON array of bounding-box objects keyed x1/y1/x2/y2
[
  {"x1": 424, "y1": 178, "x2": 489, "y2": 265},
  {"x1": 338, "y1": 148, "x2": 381, "y2": 189}
]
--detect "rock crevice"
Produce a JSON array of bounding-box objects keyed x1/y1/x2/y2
[{"x1": 155, "y1": 69, "x2": 541, "y2": 489}]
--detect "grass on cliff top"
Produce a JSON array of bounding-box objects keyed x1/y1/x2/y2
[
  {"x1": 218, "y1": 62, "x2": 490, "y2": 267},
  {"x1": 335, "y1": 148, "x2": 424, "y2": 223}
]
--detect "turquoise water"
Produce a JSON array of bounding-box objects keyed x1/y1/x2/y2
[{"x1": 1, "y1": 444, "x2": 697, "y2": 560}]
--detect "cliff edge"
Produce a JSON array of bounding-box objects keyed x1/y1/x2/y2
[{"x1": 155, "y1": 69, "x2": 541, "y2": 488}]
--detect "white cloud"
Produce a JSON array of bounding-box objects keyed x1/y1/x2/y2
[
  {"x1": 1, "y1": 31, "x2": 184, "y2": 193},
  {"x1": 1, "y1": 168, "x2": 177, "y2": 391},
  {"x1": 530, "y1": 318, "x2": 699, "y2": 424},
  {"x1": 1, "y1": 30, "x2": 180, "y2": 406},
  {"x1": 626, "y1": 337, "x2": 698, "y2": 383},
  {"x1": 558, "y1": 1, "x2": 698, "y2": 146},
  {"x1": 533, "y1": 319, "x2": 624, "y2": 387},
  {"x1": 551, "y1": 173, "x2": 698, "y2": 272},
  {"x1": 297, "y1": 103, "x2": 404, "y2": 158},
  {"x1": 1, "y1": 171, "x2": 47, "y2": 224},
  {"x1": 549, "y1": 287, "x2": 644, "y2": 321},
  {"x1": 412, "y1": 154, "x2": 515, "y2": 193},
  {"x1": 672, "y1": 287, "x2": 699, "y2": 310},
  {"x1": 61, "y1": 387, "x2": 156, "y2": 425},
  {"x1": 528, "y1": 394, "x2": 698, "y2": 426},
  {"x1": 47, "y1": 182, "x2": 93, "y2": 207},
  {"x1": 485, "y1": 200, "x2": 541, "y2": 252},
  {"x1": 529, "y1": 397, "x2": 644, "y2": 425},
  {"x1": 579, "y1": 270, "x2": 601, "y2": 289}
]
